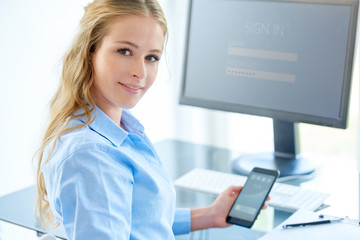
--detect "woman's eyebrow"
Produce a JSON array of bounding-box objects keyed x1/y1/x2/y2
[
  {"x1": 114, "y1": 40, "x2": 162, "y2": 54},
  {"x1": 115, "y1": 40, "x2": 139, "y2": 48}
]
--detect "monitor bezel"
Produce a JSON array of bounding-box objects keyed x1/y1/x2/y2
[{"x1": 179, "y1": 0, "x2": 359, "y2": 129}]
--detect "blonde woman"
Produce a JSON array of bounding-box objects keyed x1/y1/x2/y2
[{"x1": 35, "y1": 0, "x2": 244, "y2": 239}]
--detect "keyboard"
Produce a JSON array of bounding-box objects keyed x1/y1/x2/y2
[{"x1": 174, "y1": 168, "x2": 329, "y2": 212}]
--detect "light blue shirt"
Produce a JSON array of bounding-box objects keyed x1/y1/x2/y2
[{"x1": 42, "y1": 107, "x2": 191, "y2": 239}]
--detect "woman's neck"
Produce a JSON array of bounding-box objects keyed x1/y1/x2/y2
[{"x1": 97, "y1": 104, "x2": 123, "y2": 127}]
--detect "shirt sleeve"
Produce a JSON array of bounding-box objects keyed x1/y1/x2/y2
[
  {"x1": 53, "y1": 147, "x2": 134, "y2": 240},
  {"x1": 172, "y1": 208, "x2": 191, "y2": 235}
]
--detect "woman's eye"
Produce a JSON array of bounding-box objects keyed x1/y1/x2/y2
[
  {"x1": 117, "y1": 49, "x2": 131, "y2": 56},
  {"x1": 147, "y1": 55, "x2": 160, "y2": 62}
]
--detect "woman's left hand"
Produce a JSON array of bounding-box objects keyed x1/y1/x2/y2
[
  {"x1": 190, "y1": 185, "x2": 270, "y2": 231},
  {"x1": 208, "y1": 185, "x2": 270, "y2": 228},
  {"x1": 208, "y1": 185, "x2": 243, "y2": 228}
]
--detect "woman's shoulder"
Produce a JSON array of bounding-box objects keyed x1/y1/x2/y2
[
  {"x1": 44, "y1": 124, "x2": 110, "y2": 166},
  {"x1": 43, "y1": 109, "x2": 133, "y2": 174},
  {"x1": 60, "y1": 123, "x2": 111, "y2": 154}
]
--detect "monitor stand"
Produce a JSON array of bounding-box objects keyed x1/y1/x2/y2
[{"x1": 231, "y1": 120, "x2": 315, "y2": 180}]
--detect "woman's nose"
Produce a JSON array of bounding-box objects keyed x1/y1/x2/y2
[{"x1": 131, "y1": 58, "x2": 146, "y2": 79}]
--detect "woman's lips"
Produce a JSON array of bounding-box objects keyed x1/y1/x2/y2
[{"x1": 118, "y1": 82, "x2": 143, "y2": 93}]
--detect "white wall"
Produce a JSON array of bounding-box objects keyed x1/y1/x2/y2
[{"x1": 0, "y1": 0, "x2": 91, "y2": 196}]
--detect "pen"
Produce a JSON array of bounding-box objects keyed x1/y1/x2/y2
[{"x1": 282, "y1": 219, "x2": 342, "y2": 229}]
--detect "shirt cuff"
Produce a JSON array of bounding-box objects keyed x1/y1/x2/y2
[{"x1": 172, "y1": 208, "x2": 191, "y2": 235}]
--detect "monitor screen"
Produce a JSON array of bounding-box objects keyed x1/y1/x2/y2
[
  {"x1": 180, "y1": 0, "x2": 358, "y2": 177},
  {"x1": 181, "y1": 0, "x2": 358, "y2": 128}
]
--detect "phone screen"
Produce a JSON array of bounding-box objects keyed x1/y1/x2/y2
[{"x1": 227, "y1": 168, "x2": 278, "y2": 227}]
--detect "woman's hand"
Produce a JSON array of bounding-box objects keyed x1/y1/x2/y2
[
  {"x1": 190, "y1": 185, "x2": 270, "y2": 231},
  {"x1": 208, "y1": 185, "x2": 243, "y2": 228},
  {"x1": 190, "y1": 185, "x2": 242, "y2": 231}
]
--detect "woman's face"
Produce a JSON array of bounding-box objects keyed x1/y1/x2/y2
[{"x1": 91, "y1": 15, "x2": 165, "y2": 113}]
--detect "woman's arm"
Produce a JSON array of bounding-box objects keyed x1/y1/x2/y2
[
  {"x1": 50, "y1": 148, "x2": 134, "y2": 240},
  {"x1": 190, "y1": 185, "x2": 242, "y2": 231}
]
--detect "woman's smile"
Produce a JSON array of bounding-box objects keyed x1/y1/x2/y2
[{"x1": 118, "y1": 82, "x2": 143, "y2": 93}]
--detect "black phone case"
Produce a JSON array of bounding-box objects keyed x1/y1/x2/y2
[{"x1": 226, "y1": 167, "x2": 279, "y2": 228}]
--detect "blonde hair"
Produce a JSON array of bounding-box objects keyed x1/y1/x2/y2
[{"x1": 35, "y1": 0, "x2": 168, "y2": 225}]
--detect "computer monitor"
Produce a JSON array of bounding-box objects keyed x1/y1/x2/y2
[{"x1": 180, "y1": 0, "x2": 359, "y2": 178}]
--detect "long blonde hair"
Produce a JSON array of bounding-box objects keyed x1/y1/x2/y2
[{"x1": 35, "y1": 0, "x2": 168, "y2": 225}]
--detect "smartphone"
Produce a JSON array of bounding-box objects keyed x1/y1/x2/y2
[{"x1": 226, "y1": 167, "x2": 279, "y2": 228}]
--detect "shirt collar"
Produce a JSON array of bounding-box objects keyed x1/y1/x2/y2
[
  {"x1": 120, "y1": 109, "x2": 145, "y2": 138},
  {"x1": 78, "y1": 106, "x2": 145, "y2": 147}
]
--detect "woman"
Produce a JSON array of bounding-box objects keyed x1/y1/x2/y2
[{"x1": 35, "y1": 0, "x2": 243, "y2": 239}]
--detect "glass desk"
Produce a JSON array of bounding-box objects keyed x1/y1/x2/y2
[{"x1": 3, "y1": 138, "x2": 356, "y2": 239}]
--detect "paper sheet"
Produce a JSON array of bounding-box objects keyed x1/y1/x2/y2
[{"x1": 259, "y1": 208, "x2": 360, "y2": 240}]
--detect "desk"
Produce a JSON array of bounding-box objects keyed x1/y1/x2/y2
[
  {"x1": 0, "y1": 139, "x2": 357, "y2": 239},
  {"x1": 0, "y1": 186, "x2": 67, "y2": 239}
]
